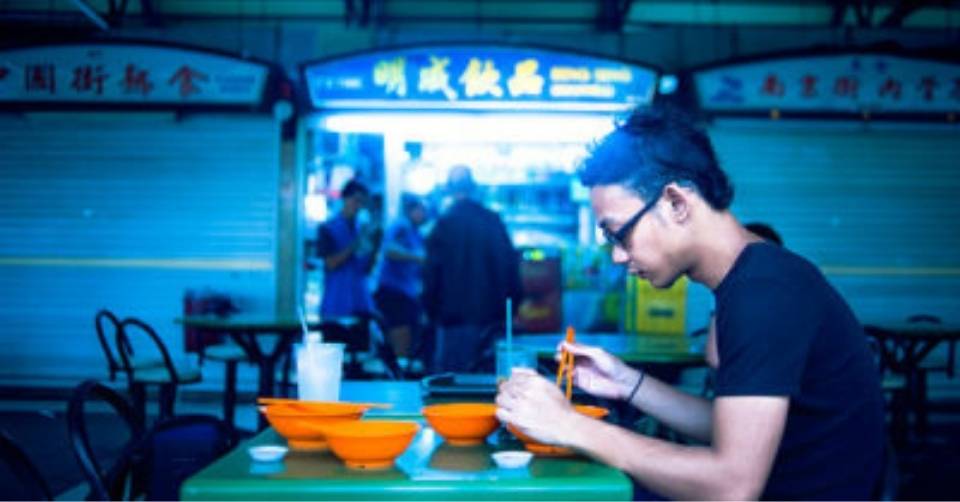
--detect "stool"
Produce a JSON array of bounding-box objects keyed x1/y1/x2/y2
[{"x1": 203, "y1": 342, "x2": 249, "y2": 435}]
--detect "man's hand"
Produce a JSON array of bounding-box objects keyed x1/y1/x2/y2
[
  {"x1": 495, "y1": 368, "x2": 579, "y2": 446},
  {"x1": 560, "y1": 342, "x2": 641, "y2": 400}
]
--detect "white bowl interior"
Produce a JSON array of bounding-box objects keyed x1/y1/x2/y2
[
  {"x1": 492, "y1": 450, "x2": 533, "y2": 469},
  {"x1": 249, "y1": 445, "x2": 289, "y2": 462}
]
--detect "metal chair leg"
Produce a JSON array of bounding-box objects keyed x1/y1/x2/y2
[
  {"x1": 158, "y1": 383, "x2": 177, "y2": 422},
  {"x1": 222, "y1": 360, "x2": 238, "y2": 435}
]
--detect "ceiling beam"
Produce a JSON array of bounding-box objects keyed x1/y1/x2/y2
[
  {"x1": 67, "y1": 0, "x2": 109, "y2": 31},
  {"x1": 879, "y1": 0, "x2": 927, "y2": 27},
  {"x1": 597, "y1": 0, "x2": 633, "y2": 32}
]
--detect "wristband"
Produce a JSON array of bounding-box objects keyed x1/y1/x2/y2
[{"x1": 626, "y1": 370, "x2": 645, "y2": 403}]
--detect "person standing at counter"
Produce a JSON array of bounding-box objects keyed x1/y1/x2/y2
[
  {"x1": 423, "y1": 165, "x2": 522, "y2": 373},
  {"x1": 375, "y1": 193, "x2": 428, "y2": 373},
  {"x1": 496, "y1": 105, "x2": 885, "y2": 500},
  {"x1": 317, "y1": 179, "x2": 380, "y2": 318}
]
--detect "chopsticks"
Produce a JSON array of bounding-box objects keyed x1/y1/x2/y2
[{"x1": 555, "y1": 326, "x2": 575, "y2": 401}]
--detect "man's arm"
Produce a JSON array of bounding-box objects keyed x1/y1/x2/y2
[
  {"x1": 563, "y1": 342, "x2": 713, "y2": 442},
  {"x1": 568, "y1": 396, "x2": 788, "y2": 500},
  {"x1": 318, "y1": 225, "x2": 357, "y2": 271},
  {"x1": 629, "y1": 372, "x2": 714, "y2": 442}
]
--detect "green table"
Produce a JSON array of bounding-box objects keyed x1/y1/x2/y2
[
  {"x1": 181, "y1": 382, "x2": 632, "y2": 500},
  {"x1": 514, "y1": 333, "x2": 705, "y2": 367}
]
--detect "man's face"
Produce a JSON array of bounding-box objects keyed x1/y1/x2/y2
[
  {"x1": 408, "y1": 205, "x2": 426, "y2": 226},
  {"x1": 342, "y1": 193, "x2": 366, "y2": 217},
  {"x1": 590, "y1": 184, "x2": 684, "y2": 289}
]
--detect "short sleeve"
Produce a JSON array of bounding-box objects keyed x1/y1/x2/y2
[{"x1": 714, "y1": 278, "x2": 817, "y2": 397}]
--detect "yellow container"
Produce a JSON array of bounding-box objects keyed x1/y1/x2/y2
[{"x1": 625, "y1": 275, "x2": 688, "y2": 334}]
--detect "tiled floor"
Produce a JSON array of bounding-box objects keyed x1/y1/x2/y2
[{"x1": 2, "y1": 386, "x2": 959, "y2": 500}]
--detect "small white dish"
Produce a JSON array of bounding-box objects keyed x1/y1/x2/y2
[
  {"x1": 248, "y1": 445, "x2": 289, "y2": 463},
  {"x1": 492, "y1": 450, "x2": 533, "y2": 469}
]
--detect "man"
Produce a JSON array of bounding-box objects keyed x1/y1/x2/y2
[
  {"x1": 374, "y1": 194, "x2": 427, "y2": 371},
  {"x1": 317, "y1": 179, "x2": 380, "y2": 318},
  {"x1": 423, "y1": 165, "x2": 522, "y2": 373},
  {"x1": 496, "y1": 105, "x2": 884, "y2": 499}
]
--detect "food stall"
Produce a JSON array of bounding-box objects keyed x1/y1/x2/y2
[{"x1": 295, "y1": 43, "x2": 659, "y2": 332}]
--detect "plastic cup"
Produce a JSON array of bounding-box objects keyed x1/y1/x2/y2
[
  {"x1": 296, "y1": 342, "x2": 345, "y2": 401},
  {"x1": 496, "y1": 342, "x2": 537, "y2": 381}
]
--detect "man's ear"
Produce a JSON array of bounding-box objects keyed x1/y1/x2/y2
[{"x1": 662, "y1": 183, "x2": 692, "y2": 224}]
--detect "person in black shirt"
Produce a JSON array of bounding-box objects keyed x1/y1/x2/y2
[
  {"x1": 423, "y1": 165, "x2": 522, "y2": 373},
  {"x1": 496, "y1": 104, "x2": 884, "y2": 500}
]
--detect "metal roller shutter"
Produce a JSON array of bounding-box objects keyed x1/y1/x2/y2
[{"x1": 0, "y1": 111, "x2": 279, "y2": 384}]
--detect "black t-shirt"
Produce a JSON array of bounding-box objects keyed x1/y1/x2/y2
[{"x1": 714, "y1": 242, "x2": 885, "y2": 500}]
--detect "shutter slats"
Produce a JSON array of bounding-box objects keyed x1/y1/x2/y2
[{"x1": 0, "y1": 113, "x2": 279, "y2": 382}]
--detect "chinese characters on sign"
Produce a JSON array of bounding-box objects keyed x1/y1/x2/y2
[
  {"x1": 696, "y1": 55, "x2": 960, "y2": 114},
  {"x1": 0, "y1": 45, "x2": 268, "y2": 105},
  {"x1": 362, "y1": 50, "x2": 646, "y2": 104},
  {"x1": 304, "y1": 46, "x2": 657, "y2": 110}
]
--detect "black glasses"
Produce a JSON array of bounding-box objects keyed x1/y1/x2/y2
[{"x1": 600, "y1": 192, "x2": 661, "y2": 249}]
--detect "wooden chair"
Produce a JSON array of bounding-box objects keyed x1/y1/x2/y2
[
  {"x1": 116, "y1": 317, "x2": 202, "y2": 424},
  {"x1": 95, "y1": 309, "x2": 163, "y2": 382},
  {"x1": 0, "y1": 428, "x2": 53, "y2": 501},
  {"x1": 67, "y1": 380, "x2": 145, "y2": 500},
  {"x1": 67, "y1": 380, "x2": 231, "y2": 500}
]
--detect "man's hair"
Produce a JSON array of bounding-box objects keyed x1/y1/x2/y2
[
  {"x1": 745, "y1": 222, "x2": 783, "y2": 246},
  {"x1": 341, "y1": 179, "x2": 369, "y2": 199},
  {"x1": 579, "y1": 104, "x2": 734, "y2": 210},
  {"x1": 446, "y1": 165, "x2": 476, "y2": 196}
]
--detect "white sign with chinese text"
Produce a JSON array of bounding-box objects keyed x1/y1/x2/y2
[
  {"x1": 0, "y1": 44, "x2": 269, "y2": 105},
  {"x1": 695, "y1": 54, "x2": 960, "y2": 114}
]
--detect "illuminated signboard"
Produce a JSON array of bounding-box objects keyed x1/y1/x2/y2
[
  {"x1": 694, "y1": 53, "x2": 960, "y2": 115},
  {"x1": 0, "y1": 43, "x2": 269, "y2": 106},
  {"x1": 302, "y1": 45, "x2": 658, "y2": 111}
]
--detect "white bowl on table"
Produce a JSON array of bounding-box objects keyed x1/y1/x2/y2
[
  {"x1": 492, "y1": 450, "x2": 533, "y2": 469},
  {"x1": 248, "y1": 445, "x2": 289, "y2": 463}
]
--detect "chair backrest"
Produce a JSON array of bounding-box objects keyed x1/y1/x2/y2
[
  {"x1": 137, "y1": 415, "x2": 232, "y2": 500},
  {"x1": 67, "y1": 380, "x2": 145, "y2": 501},
  {"x1": 67, "y1": 381, "x2": 231, "y2": 500},
  {"x1": 117, "y1": 317, "x2": 180, "y2": 382},
  {"x1": 95, "y1": 309, "x2": 124, "y2": 381},
  {"x1": 0, "y1": 428, "x2": 53, "y2": 501}
]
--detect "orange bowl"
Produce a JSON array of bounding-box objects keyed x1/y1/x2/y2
[
  {"x1": 321, "y1": 420, "x2": 420, "y2": 469},
  {"x1": 507, "y1": 404, "x2": 609, "y2": 456},
  {"x1": 259, "y1": 403, "x2": 368, "y2": 451},
  {"x1": 422, "y1": 403, "x2": 499, "y2": 446}
]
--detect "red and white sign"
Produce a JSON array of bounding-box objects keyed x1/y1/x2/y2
[
  {"x1": 694, "y1": 54, "x2": 960, "y2": 114},
  {"x1": 0, "y1": 44, "x2": 268, "y2": 105}
]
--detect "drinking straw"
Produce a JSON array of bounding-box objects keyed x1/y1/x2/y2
[
  {"x1": 506, "y1": 297, "x2": 513, "y2": 371},
  {"x1": 298, "y1": 307, "x2": 312, "y2": 342},
  {"x1": 556, "y1": 326, "x2": 575, "y2": 392}
]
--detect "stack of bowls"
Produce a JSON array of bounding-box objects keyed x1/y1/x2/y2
[{"x1": 258, "y1": 400, "x2": 374, "y2": 451}]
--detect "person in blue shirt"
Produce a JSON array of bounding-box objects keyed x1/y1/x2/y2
[
  {"x1": 496, "y1": 104, "x2": 884, "y2": 500},
  {"x1": 374, "y1": 194, "x2": 427, "y2": 372},
  {"x1": 317, "y1": 179, "x2": 380, "y2": 318}
]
